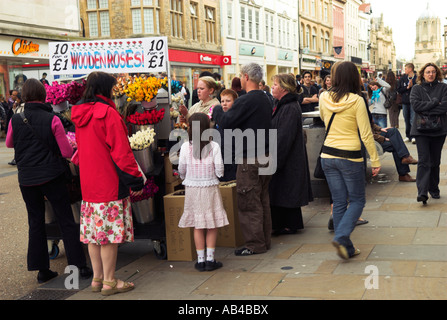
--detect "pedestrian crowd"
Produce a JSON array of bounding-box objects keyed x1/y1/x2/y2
[{"x1": 2, "y1": 59, "x2": 447, "y2": 295}]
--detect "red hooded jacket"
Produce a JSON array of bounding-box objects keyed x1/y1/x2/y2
[{"x1": 71, "y1": 95, "x2": 144, "y2": 203}]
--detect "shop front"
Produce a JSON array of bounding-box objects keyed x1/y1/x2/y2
[
  {"x1": 168, "y1": 49, "x2": 231, "y2": 107},
  {"x1": 0, "y1": 35, "x2": 52, "y2": 97}
]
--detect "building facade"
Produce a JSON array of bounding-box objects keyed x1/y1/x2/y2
[
  {"x1": 220, "y1": 0, "x2": 299, "y2": 88},
  {"x1": 299, "y1": 0, "x2": 335, "y2": 77},
  {"x1": 412, "y1": 4, "x2": 443, "y2": 71},
  {"x1": 0, "y1": 0, "x2": 81, "y2": 96},
  {"x1": 332, "y1": 0, "x2": 346, "y2": 61},
  {"x1": 79, "y1": 0, "x2": 227, "y2": 94},
  {"x1": 369, "y1": 13, "x2": 396, "y2": 74}
]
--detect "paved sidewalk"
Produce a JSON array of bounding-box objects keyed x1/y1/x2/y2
[
  {"x1": 3, "y1": 121, "x2": 447, "y2": 301},
  {"x1": 66, "y1": 127, "x2": 447, "y2": 301}
]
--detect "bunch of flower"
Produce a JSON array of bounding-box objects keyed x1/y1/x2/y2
[
  {"x1": 130, "y1": 177, "x2": 159, "y2": 203},
  {"x1": 126, "y1": 108, "x2": 165, "y2": 125},
  {"x1": 171, "y1": 80, "x2": 182, "y2": 94},
  {"x1": 129, "y1": 127, "x2": 156, "y2": 151},
  {"x1": 170, "y1": 108, "x2": 179, "y2": 119},
  {"x1": 66, "y1": 131, "x2": 77, "y2": 150},
  {"x1": 112, "y1": 76, "x2": 129, "y2": 98},
  {"x1": 124, "y1": 76, "x2": 164, "y2": 103},
  {"x1": 174, "y1": 122, "x2": 188, "y2": 130},
  {"x1": 45, "y1": 80, "x2": 86, "y2": 105},
  {"x1": 171, "y1": 94, "x2": 183, "y2": 104},
  {"x1": 207, "y1": 105, "x2": 215, "y2": 119}
]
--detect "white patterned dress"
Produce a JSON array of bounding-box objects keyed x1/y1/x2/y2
[{"x1": 178, "y1": 141, "x2": 229, "y2": 229}]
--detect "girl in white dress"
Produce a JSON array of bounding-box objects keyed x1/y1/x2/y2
[{"x1": 178, "y1": 112, "x2": 229, "y2": 271}]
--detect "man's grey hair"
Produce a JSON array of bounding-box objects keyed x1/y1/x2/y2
[{"x1": 241, "y1": 63, "x2": 263, "y2": 84}]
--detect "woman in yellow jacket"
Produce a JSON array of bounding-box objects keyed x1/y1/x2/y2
[{"x1": 319, "y1": 61, "x2": 381, "y2": 260}]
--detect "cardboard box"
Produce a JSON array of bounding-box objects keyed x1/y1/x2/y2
[
  {"x1": 217, "y1": 181, "x2": 245, "y2": 248},
  {"x1": 163, "y1": 191, "x2": 197, "y2": 261}
]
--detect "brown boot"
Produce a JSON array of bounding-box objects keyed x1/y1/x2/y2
[
  {"x1": 402, "y1": 155, "x2": 418, "y2": 165},
  {"x1": 399, "y1": 174, "x2": 416, "y2": 182}
]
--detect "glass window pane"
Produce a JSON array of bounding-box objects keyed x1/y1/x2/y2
[
  {"x1": 100, "y1": 11, "x2": 110, "y2": 36},
  {"x1": 144, "y1": 9, "x2": 154, "y2": 34},
  {"x1": 132, "y1": 9, "x2": 142, "y2": 34},
  {"x1": 87, "y1": 0, "x2": 97, "y2": 10},
  {"x1": 98, "y1": 0, "x2": 108, "y2": 9},
  {"x1": 88, "y1": 12, "x2": 98, "y2": 36}
]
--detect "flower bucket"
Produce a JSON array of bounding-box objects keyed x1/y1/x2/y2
[
  {"x1": 45, "y1": 200, "x2": 82, "y2": 224},
  {"x1": 131, "y1": 124, "x2": 158, "y2": 151},
  {"x1": 52, "y1": 101, "x2": 69, "y2": 113},
  {"x1": 133, "y1": 147, "x2": 154, "y2": 174},
  {"x1": 142, "y1": 98, "x2": 157, "y2": 110},
  {"x1": 131, "y1": 198, "x2": 155, "y2": 224}
]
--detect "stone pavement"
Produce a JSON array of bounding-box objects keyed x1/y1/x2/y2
[{"x1": 2, "y1": 120, "x2": 447, "y2": 301}]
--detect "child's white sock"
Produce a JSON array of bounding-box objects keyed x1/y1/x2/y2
[
  {"x1": 197, "y1": 249, "x2": 205, "y2": 263},
  {"x1": 206, "y1": 247, "x2": 215, "y2": 262}
]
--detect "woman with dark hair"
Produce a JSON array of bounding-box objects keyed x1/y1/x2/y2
[
  {"x1": 231, "y1": 77, "x2": 246, "y2": 97},
  {"x1": 269, "y1": 73, "x2": 313, "y2": 235},
  {"x1": 6, "y1": 78, "x2": 91, "y2": 283},
  {"x1": 319, "y1": 61, "x2": 381, "y2": 260},
  {"x1": 178, "y1": 112, "x2": 228, "y2": 271},
  {"x1": 410, "y1": 63, "x2": 447, "y2": 204},
  {"x1": 71, "y1": 71, "x2": 144, "y2": 295}
]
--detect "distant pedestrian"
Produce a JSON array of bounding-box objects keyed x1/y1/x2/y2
[
  {"x1": 40, "y1": 72, "x2": 49, "y2": 86},
  {"x1": 6, "y1": 78, "x2": 91, "y2": 283},
  {"x1": 410, "y1": 63, "x2": 447, "y2": 205},
  {"x1": 319, "y1": 61, "x2": 381, "y2": 260},
  {"x1": 397, "y1": 63, "x2": 417, "y2": 143},
  {"x1": 386, "y1": 71, "x2": 401, "y2": 128},
  {"x1": 368, "y1": 77, "x2": 391, "y2": 128},
  {"x1": 178, "y1": 112, "x2": 229, "y2": 271}
]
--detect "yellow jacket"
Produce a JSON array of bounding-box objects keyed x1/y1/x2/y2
[{"x1": 319, "y1": 91, "x2": 380, "y2": 168}]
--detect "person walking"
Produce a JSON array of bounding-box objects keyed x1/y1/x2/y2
[
  {"x1": 368, "y1": 77, "x2": 391, "y2": 128},
  {"x1": 410, "y1": 63, "x2": 447, "y2": 205},
  {"x1": 212, "y1": 62, "x2": 273, "y2": 256},
  {"x1": 269, "y1": 74, "x2": 313, "y2": 235},
  {"x1": 6, "y1": 79, "x2": 91, "y2": 283},
  {"x1": 178, "y1": 113, "x2": 229, "y2": 271},
  {"x1": 71, "y1": 71, "x2": 145, "y2": 296},
  {"x1": 319, "y1": 61, "x2": 381, "y2": 260},
  {"x1": 386, "y1": 71, "x2": 401, "y2": 128},
  {"x1": 398, "y1": 63, "x2": 417, "y2": 143}
]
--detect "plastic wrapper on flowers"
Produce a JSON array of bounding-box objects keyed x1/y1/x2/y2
[
  {"x1": 171, "y1": 80, "x2": 182, "y2": 94},
  {"x1": 129, "y1": 127, "x2": 156, "y2": 151},
  {"x1": 130, "y1": 177, "x2": 159, "y2": 203},
  {"x1": 126, "y1": 108, "x2": 165, "y2": 125}
]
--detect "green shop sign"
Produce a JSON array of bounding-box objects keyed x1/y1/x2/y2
[{"x1": 239, "y1": 44, "x2": 265, "y2": 57}]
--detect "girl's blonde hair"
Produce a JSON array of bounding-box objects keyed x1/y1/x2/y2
[
  {"x1": 198, "y1": 76, "x2": 222, "y2": 97},
  {"x1": 272, "y1": 74, "x2": 297, "y2": 94}
]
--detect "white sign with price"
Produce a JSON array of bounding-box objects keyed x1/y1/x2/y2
[{"x1": 48, "y1": 36, "x2": 168, "y2": 75}]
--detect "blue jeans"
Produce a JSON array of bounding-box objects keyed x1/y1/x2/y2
[
  {"x1": 372, "y1": 113, "x2": 387, "y2": 128},
  {"x1": 402, "y1": 104, "x2": 415, "y2": 139},
  {"x1": 321, "y1": 158, "x2": 366, "y2": 257}
]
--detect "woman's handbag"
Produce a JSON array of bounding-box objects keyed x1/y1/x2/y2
[
  {"x1": 314, "y1": 113, "x2": 336, "y2": 179},
  {"x1": 415, "y1": 113, "x2": 442, "y2": 133}
]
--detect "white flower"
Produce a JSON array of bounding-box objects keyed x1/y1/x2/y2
[{"x1": 129, "y1": 128, "x2": 156, "y2": 150}]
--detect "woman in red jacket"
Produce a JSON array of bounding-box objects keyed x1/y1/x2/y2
[{"x1": 71, "y1": 71, "x2": 144, "y2": 296}]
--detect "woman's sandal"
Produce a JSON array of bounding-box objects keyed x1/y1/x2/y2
[
  {"x1": 91, "y1": 278, "x2": 103, "y2": 293},
  {"x1": 101, "y1": 279, "x2": 135, "y2": 296}
]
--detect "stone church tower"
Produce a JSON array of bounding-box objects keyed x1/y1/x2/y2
[{"x1": 413, "y1": 3, "x2": 443, "y2": 71}]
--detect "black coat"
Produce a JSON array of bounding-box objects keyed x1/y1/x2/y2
[
  {"x1": 269, "y1": 93, "x2": 313, "y2": 208},
  {"x1": 410, "y1": 81, "x2": 447, "y2": 137}
]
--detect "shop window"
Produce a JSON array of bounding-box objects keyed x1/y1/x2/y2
[
  {"x1": 86, "y1": 0, "x2": 110, "y2": 38},
  {"x1": 131, "y1": 0, "x2": 160, "y2": 35}
]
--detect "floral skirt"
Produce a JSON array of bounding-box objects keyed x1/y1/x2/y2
[
  {"x1": 178, "y1": 185, "x2": 229, "y2": 229},
  {"x1": 80, "y1": 197, "x2": 134, "y2": 245}
]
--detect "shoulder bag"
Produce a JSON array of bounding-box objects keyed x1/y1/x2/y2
[{"x1": 314, "y1": 112, "x2": 336, "y2": 179}]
